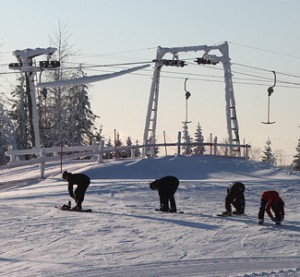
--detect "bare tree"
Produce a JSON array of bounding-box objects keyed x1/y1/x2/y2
[{"x1": 42, "y1": 22, "x2": 99, "y2": 147}]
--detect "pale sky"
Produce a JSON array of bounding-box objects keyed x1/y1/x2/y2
[{"x1": 0, "y1": 0, "x2": 300, "y2": 164}]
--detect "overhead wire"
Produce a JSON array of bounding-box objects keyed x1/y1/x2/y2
[
  {"x1": 1, "y1": 63, "x2": 298, "y2": 90},
  {"x1": 78, "y1": 46, "x2": 157, "y2": 58},
  {"x1": 229, "y1": 41, "x2": 300, "y2": 60},
  {"x1": 0, "y1": 46, "x2": 300, "y2": 90}
]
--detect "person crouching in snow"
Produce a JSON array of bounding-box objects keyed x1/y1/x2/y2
[
  {"x1": 258, "y1": 190, "x2": 285, "y2": 225},
  {"x1": 222, "y1": 182, "x2": 245, "y2": 216},
  {"x1": 62, "y1": 171, "x2": 90, "y2": 210},
  {"x1": 150, "y1": 176, "x2": 179, "y2": 213}
]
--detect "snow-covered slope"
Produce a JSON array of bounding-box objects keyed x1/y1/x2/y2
[{"x1": 0, "y1": 156, "x2": 299, "y2": 277}]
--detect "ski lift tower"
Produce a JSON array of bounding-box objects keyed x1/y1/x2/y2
[
  {"x1": 142, "y1": 41, "x2": 241, "y2": 157},
  {"x1": 9, "y1": 47, "x2": 59, "y2": 149}
]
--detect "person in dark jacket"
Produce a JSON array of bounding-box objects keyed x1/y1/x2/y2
[
  {"x1": 149, "y1": 176, "x2": 179, "y2": 213},
  {"x1": 222, "y1": 182, "x2": 245, "y2": 216},
  {"x1": 62, "y1": 171, "x2": 90, "y2": 210},
  {"x1": 258, "y1": 190, "x2": 285, "y2": 225}
]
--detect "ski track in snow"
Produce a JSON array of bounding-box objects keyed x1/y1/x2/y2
[{"x1": 0, "y1": 156, "x2": 300, "y2": 277}]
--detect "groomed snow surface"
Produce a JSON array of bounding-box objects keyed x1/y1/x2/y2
[{"x1": 0, "y1": 155, "x2": 300, "y2": 277}]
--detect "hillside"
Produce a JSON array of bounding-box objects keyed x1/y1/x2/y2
[{"x1": 0, "y1": 156, "x2": 300, "y2": 277}]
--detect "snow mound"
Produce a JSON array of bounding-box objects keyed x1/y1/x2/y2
[{"x1": 84, "y1": 155, "x2": 296, "y2": 181}]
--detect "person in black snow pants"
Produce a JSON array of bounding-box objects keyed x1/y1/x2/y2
[
  {"x1": 150, "y1": 176, "x2": 179, "y2": 213},
  {"x1": 222, "y1": 182, "x2": 245, "y2": 216},
  {"x1": 62, "y1": 171, "x2": 90, "y2": 210},
  {"x1": 258, "y1": 190, "x2": 285, "y2": 225}
]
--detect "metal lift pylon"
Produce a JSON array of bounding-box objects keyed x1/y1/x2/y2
[{"x1": 142, "y1": 41, "x2": 241, "y2": 157}]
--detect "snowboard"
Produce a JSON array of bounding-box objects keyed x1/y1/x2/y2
[
  {"x1": 155, "y1": 209, "x2": 184, "y2": 214},
  {"x1": 216, "y1": 213, "x2": 246, "y2": 217},
  {"x1": 55, "y1": 205, "x2": 92, "y2": 213},
  {"x1": 258, "y1": 222, "x2": 282, "y2": 227}
]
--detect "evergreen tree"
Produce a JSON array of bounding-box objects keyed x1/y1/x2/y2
[
  {"x1": 125, "y1": 136, "x2": 133, "y2": 158},
  {"x1": 261, "y1": 138, "x2": 276, "y2": 166},
  {"x1": 182, "y1": 122, "x2": 192, "y2": 155},
  {"x1": 106, "y1": 137, "x2": 112, "y2": 147},
  {"x1": 134, "y1": 139, "x2": 141, "y2": 158},
  {"x1": 95, "y1": 124, "x2": 104, "y2": 144},
  {"x1": 193, "y1": 122, "x2": 205, "y2": 155},
  {"x1": 38, "y1": 87, "x2": 51, "y2": 147},
  {"x1": 292, "y1": 137, "x2": 300, "y2": 171},
  {"x1": 64, "y1": 66, "x2": 99, "y2": 145},
  {"x1": 105, "y1": 137, "x2": 113, "y2": 159},
  {"x1": 115, "y1": 132, "x2": 123, "y2": 158},
  {"x1": 0, "y1": 101, "x2": 16, "y2": 164},
  {"x1": 9, "y1": 75, "x2": 31, "y2": 149},
  {"x1": 42, "y1": 22, "x2": 99, "y2": 147},
  {"x1": 115, "y1": 132, "x2": 122, "y2": 147}
]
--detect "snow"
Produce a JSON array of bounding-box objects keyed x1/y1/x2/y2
[
  {"x1": 0, "y1": 155, "x2": 300, "y2": 277},
  {"x1": 13, "y1": 48, "x2": 57, "y2": 60},
  {"x1": 36, "y1": 64, "x2": 150, "y2": 88}
]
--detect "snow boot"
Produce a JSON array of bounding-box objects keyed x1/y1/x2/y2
[
  {"x1": 222, "y1": 211, "x2": 232, "y2": 216},
  {"x1": 72, "y1": 203, "x2": 82, "y2": 211}
]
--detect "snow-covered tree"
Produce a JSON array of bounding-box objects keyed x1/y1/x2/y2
[
  {"x1": 0, "y1": 101, "x2": 16, "y2": 164},
  {"x1": 125, "y1": 136, "x2": 133, "y2": 158},
  {"x1": 9, "y1": 75, "x2": 30, "y2": 149},
  {"x1": 182, "y1": 122, "x2": 192, "y2": 155},
  {"x1": 115, "y1": 132, "x2": 122, "y2": 147},
  {"x1": 261, "y1": 138, "x2": 276, "y2": 166},
  {"x1": 134, "y1": 139, "x2": 141, "y2": 158},
  {"x1": 40, "y1": 22, "x2": 99, "y2": 147},
  {"x1": 193, "y1": 122, "x2": 205, "y2": 155},
  {"x1": 292, "y1": 137, "x2": 300, "y2": 171},
  {"x1": 63, "y1": 66, "x2": 99, "y2": 145},
  {"x1": 44, "y1": 22, "x2": 78, "y2": 146},
  {"x1": 104, "y1": 137, "x2": 113, "y2": 159},
  {"x1": 94, "y1": 124, "x2": 104, "y2": 144},
  {"x1": 115, "y1": 132, "x2": 125, "y2": 158}
]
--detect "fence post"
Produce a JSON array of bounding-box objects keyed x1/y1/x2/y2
[
  {"x1": 245, "y1": 144, "x2": 250, "y2": 159},
  {"x1": 91, "y1": 138, "x2": 97, "y2": 160},
  {"x1": 214, "y1": 136, "x2": 218, "y2": 155},
  {"x1": 7, "y1": 146, "x2": 16, "y2": 164},
  {"x1": 177, "y1": 131, "x2": 181, "y2": 156},
  {"x1": 210, "y1": 133, "x2": 213, "y2": 155},
  {"x1": 39, "y1": 147, "x2": 46, "y2": 179},
  {"x1": 97, "y1": 140, "x2": 104, "y2": 163}
]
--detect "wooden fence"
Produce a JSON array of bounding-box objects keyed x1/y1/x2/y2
[{"x1": 4, "y1": 138, "x2": 250, "y2": 178}]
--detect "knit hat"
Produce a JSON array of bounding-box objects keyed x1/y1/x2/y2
[
  {"x1": 149, "y1": 180, "x2": 158, "y2": 190},
  {"x1": 62, "y1": 171, "x2": 69, "y2": 179}
]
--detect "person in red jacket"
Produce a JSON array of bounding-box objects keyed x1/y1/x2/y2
[{"x1": 258, "y1": 190, "x2": 285, "y2": 225}]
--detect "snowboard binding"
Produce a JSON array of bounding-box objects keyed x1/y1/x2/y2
[{"x1": 60, "y1": 201, "x2": 71, "y2": 210}]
